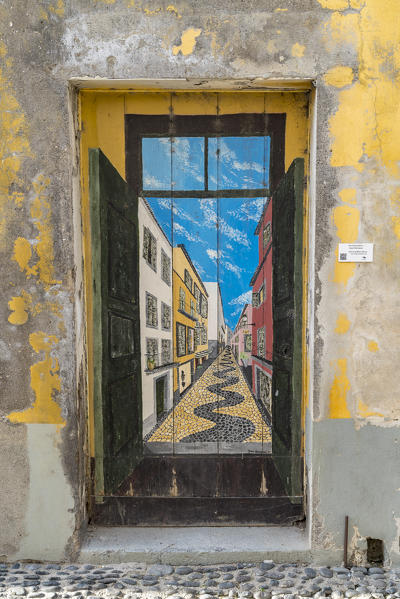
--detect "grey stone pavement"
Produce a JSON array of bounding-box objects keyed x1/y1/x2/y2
[{"x1": 0, "y1": 561, "x2": 399, "y2": 599}]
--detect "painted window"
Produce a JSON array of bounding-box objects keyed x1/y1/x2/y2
[
  {"x1": 146, "y1": 338, "x2": 158, "y2": 367},
  {"x1": 187, "y1": 327, "x2": 194, "y2": 353},
  {"x1": 161, "y1": 249, "x2": 171, "y2": 285},
  {"x1": 194, "y1": 283, "x2": 201, "y2": 313},
  {"x1": 184, "y1": 269, "x2": 193, "y2": 293},
  {"x1": 241, "y1": 314, "x2": 248, "y2": 328},
  {"x1": 244, "y1": 334, "x2": 252, "y2": 352},
  {"x1": 161, "y1": 302, "x2": 171, "y2": 331},
  {"x1": 161, "y1": 339, "x2": 172, "y2": 365},
  {"x1": 194, "y1": 323, "x2": 201, "y2": 348},
  {"x1": 201, "y1": 324, "x2": 207, "y2": 345},
  {"x1": 200, "y1": 294, "x2": 208, "y2": 318},
  {"x1": 253, "y1": 285, "x2": 265, "y2": 308},
  {"x1": 176, "y1": 323, "x2": 186, "y2": 357},
  {"x1": 143, "y1": 226, "x2": 157, "y2": 270},
  {"x1": 146, "y1": 292, "x2": 158, "y2": 328},
  {"x1": 257, "y1": 327, "x2": 265, "y2": 358},
  {"x1": 190, "y1": 299, "x2": 195, "y2": 318},
  {"x1": 263, "y1": 222, "x2": 271, "y2": 249},
  {"x1": 258, "y1": 284, "x2": 265, "y2": 305},
  {"x1": 179, "y1": 287, "x2": 186, "y2": 312},
  {"x1": 252, "y1": 292, "x2": 259, "y2": 308}
]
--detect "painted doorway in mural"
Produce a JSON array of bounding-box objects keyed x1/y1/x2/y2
[{"x1": 89, "y1": 101, "x2": 305, "y2": 525}]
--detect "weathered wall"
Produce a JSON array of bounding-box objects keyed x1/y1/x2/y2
[{"x1": 0, "y1": 0, "x2": 400, "y2": 563}]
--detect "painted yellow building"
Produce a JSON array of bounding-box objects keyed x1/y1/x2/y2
[{"x1": 172, "y1": 244, "x2": 209, "y2": 397}]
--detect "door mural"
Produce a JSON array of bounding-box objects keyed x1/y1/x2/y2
[{"x1": 90, "y1": 107, "x2": 304, "y2": 525}]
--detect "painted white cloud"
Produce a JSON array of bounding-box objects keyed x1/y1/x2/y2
[
  {"x1": 228, "y1": 289, "x2": 252, "y2": 307},
  {"x1": 227, "y1": 198, "x2": 266, "y2": 223},
  {"x1": 173, "y1": 222, "x2": 205, "y2": 244},
  {"x1": 200, "y1": 199, "x2": 250, "y2": 248},
  {"x1": 228, "y1": 289, "x2": 253, "y2": 316}
]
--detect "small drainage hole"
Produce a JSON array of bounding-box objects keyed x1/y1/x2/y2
[{"x1": 367, "y1": 537, "x2": 384, "y2": 564}]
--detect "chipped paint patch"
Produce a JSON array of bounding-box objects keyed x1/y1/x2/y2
[
  {"x1": 48, "y1": 0, "x2": 65, "y2": 16},
  {"x1": 291, "y1": 43, "x2": 305, "y2": 58},
  {"x1": 332, "y1": 205, "x2": 359, "y2": 286},
  {"x1": 367, "y1": 340, "x2": 379, "y2": 352},
  {"x1": 329, "y1": 358, "x2": 351, "y2": 418},
  {"x1": 173, "y1": 28, "x2": 202, "y2": 56},
  {"x1": 166, "y1": 5, "x2": 182, "y2": 18},
  {"x1": 335, "y1": 312, "x2": 350, "y2": 334},
  {"x1": 8, "y1": 291, "x2": 32, "y2": 325},
  {"x1": 0, "y1": 43, "x2": 32, "y2": 252},
  {"x1": 357, "y1": 398, "x2": 383, "y2": 418},
  {"x1": 13, "y1": 237, "x2": 34, "y2": 276},
  {"x1": 339, "y1": 188, "x2": 357, "y2": 204},
  {"x1": 324, "y1": 66, "x2": 354, "y2": 88},
  {"x1": 7, "y1": 332, "x2": 63, "y2": 425}
]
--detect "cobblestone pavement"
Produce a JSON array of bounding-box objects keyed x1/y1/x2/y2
[
  {"x1": 148, "y1": 347, "x2": 271, "y2": 445},
  {"x1": 0, "y1": 561, "x2": 399, "y2": 599}
]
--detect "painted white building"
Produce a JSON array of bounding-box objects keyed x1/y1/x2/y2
[
  {"x1": 204, "y1": 282, "x2": 226, "y2": 360},
  {"x1": 138, "y1": 197, "x2": 174, "y2": 437}
]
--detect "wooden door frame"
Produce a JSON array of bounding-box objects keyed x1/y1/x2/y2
[{"x1": 73, "y1": 82, "x2": 315, "y2": 525}]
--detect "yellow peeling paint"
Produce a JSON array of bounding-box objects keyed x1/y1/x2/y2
[
  {"x1": 144, "y1": 7, "x2": 162, "y2": 15},
  {"x1": 172, "y1": 28, "x2": 202, "y2": 56},
  {"x1": 329, "y1": 358, "x2": 351, "y2": 418},
  {"x1": 11, "y1": 179, "x2": 61, "y2": 289},
  {"x1": 357, "y1": 399, "x2": 383, "y2": 418},
  {"x1": 367, "y1": 340, "x2": 379, "y2": 352},
  {"x1": 333, "y1": 205, "x2": 360, "y2": 242},
  {"x1": 324, "y1": 12, "x2": 360, "y2": 47},
  {"x1": 339, "y1": 188, "x2": 357, "y2": 204},
  {"x1": 324, "y1": 66, "x2": 354, "y2": 88},
  {"x1": 8, "y1": 292, "x2": 31, "y2": 325},
  {"x1": 335, "y1": 313, "x2": 350, "y2": 334},
  {"x1": 48, "y1": 0, "x2": 65, "y2": 16},
  {"x1": 166, "y1": 5, "x2": 182, "y2": 18},
  {"x1": 31, "y1": 175, "x2": 61, "y2": 289},
  {"x1": 7, "y1": 332, "x2": 64, "y2": 425},
  {"x1": 318, "y1": 0, "x2": 348, "y2": 9},
  {"x1": 333, "y1": 252, "x2": 356, "y2": 286},
  {"x1": 274, "y1": 8, "x2": 288, "y2": 11},
  {"x1": 291, "y1": 43, "x2": 305, "y2": 58},
  {"x1": 13, "y1": 237, "x2": 34, "y2": 275},
  {"x1": 392, "y1": 216, "x2": 400, "y2": 243},
  {"x1": 0, "y1": 43, "x2": 32, "y2": 252}
]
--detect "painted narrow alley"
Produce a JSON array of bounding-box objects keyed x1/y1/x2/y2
[{"x1": 147, "y1": 347, "x2": 271, "y2": 454}]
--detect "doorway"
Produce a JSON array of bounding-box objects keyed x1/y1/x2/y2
[{"x1": 83, "y1": 91, "x2": 308, "y2": 525}]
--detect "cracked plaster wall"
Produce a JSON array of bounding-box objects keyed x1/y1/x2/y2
[{"x1": 0, "y1": 0, "x2": 399, "y2": 563}]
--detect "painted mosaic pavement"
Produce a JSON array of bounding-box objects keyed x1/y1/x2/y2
[{"x1": 148, "y1": 347, "x2": 271, "y2": 445}]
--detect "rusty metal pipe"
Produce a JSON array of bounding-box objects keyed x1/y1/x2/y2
[{"x1": 344, "y1": 515, "x2": 349, "y2": 568}]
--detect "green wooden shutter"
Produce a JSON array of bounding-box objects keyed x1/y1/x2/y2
[
  {"x1": 272, "y1": 158, "x2": 304, "y2": 503},
  {"x1": 89, "y1": 149, "x2": 142, "y2": 497}
]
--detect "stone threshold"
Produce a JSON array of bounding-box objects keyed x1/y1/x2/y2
[{"x1": 78, "y1": 525, "x2": 311, "y2": 566}]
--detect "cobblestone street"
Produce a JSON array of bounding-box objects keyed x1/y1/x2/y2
[
  {"x1": 147, "y1": 347, "x2": 271, "y2": 450},
  {"x1": 0, "y1": 561, "x2": 397, "y2": 599}
]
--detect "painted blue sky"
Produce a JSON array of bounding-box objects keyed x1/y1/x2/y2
[{"x1": 142, "y1": 136, "x2": 271, "y2": 330}]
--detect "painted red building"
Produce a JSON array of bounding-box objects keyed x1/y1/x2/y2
[{"x1": 249, "y1": 198, "x2": 273, "y2": 417}]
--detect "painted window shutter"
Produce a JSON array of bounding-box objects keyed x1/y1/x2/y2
[
  {"x1": 272, "y1": 158, "x2": 304, "y2": 503},
  {"x1": 89, "y1": 148, "x2": 142, "y2": 496}
]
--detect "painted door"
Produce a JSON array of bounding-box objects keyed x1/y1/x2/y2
[
  {"x1": 90, "y1": 110, "x2": 305, "y2": 525},
  {"x1": 272, "y1": 158, "x2": 304, "y2": 502},
  {"x1": 89, "y1": 148, "x2": 142, "y2": 496},
  {"x1": 156, "y1": 377, "x2": 165, "y2": 418}
]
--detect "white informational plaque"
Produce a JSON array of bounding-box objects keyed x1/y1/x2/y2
[{"x1": 338, "y1": 243, "x2": 374, "y2": 263}]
